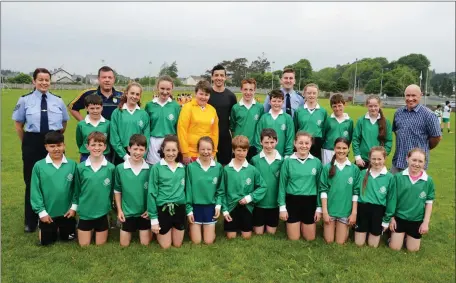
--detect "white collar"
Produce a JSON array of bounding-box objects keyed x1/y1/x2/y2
[
  {"x1": 196, "y1": 158, "x2": 216, "y2": 167},
  {"x1": 122, "y1": 104, "x2": 140, "y2": 112},
  {"x1": 85, "y1": 156, "x2": 108, "y2": 172},
  {"x1": 334, "y1": 158, "x2": 351, "y2": 170},
  {"x1": 124, "y1": 158, "x2": 149, "y2": 175},
  {"x1": 331, "y1": 113, "x2": 350, "y2": 122},
  {"x1": 369, "y1": 166, "x2": 388, "y2": 178},
  {"x1": 304, "y1": 103, "x2": 320, "y2": 110},
  {"x1": 259, "y1": 150, "x2": 282, "y2": 164},
  {"x1": 45, "y1": 154, "x2": 68, "y2": 169},
  {"x1": 159, "y1": 158, "x2": 184, "y2": 172},
  {"x1": 239, "y1": 98, "x2": 256, "y2": 106},
  {"x1": 364, "y1": 112, "x2": 381, "y2": 120},
  {"x1": 84, "y1": 115, "x2": 105, "y2": 126},
  {"x1": 402, "y1": 168, "x2": 428, "y2": 181},
  {"x1": 228, "y1": 159, "x2": 249, "y2": 172},
  {"x1": 289, "y1": 152, "x2": 314, "y2": 164},
  {"x1": 269, "y1": 109, "x2": 283, "y2": 115},
  {"x1": 152, "y1": 97, "x2": 172, "y2": 106}
]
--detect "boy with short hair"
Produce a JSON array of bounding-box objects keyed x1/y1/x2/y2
[
  {"x1": 253, "y1": 89, "x2": 295, "y2": 157},
  {"x1": 250, "y1": 128, "x2": 283, "y2": 235},
  {"x1": 114, "y1": 134, "x2": 151, "y2": 246},
  {"x1": 74, "y1": 131, "x2": 115, "y2": 246},
  {"x1": 76, "y1": 94, "x2": 110, "y2": 162},
  {"x1": 222, "y1": 135, "x2": 267, "y2": 239},
  {"x1": 31, "y1": 131, "x2": 78, "y2": 245}
]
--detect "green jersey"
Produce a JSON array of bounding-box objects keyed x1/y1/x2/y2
[
  {"x1": 253, "y1": 110, "x2": 295, "y2": 156},
  {"x1": 250, "y1": 150, "x2": 283, "y2": 209},
  {"x1": 114, "y1": 159, "x2": 150, "y2": 218},
  {"x1": 278, "y1": 153, "x2": 323, "y2": 209},
  {"x1": 147, "y1": 159, "x2": 186, "y2": 222},
  {"x1": 322, "y1": 113, "x2": 354, "y2": 150},
  {"x1": 30, "y1": 155, "x2": 77, "y2": 218},
  {"x1": 144, "y1": 98, "x2": 181, "y2": 138},
  {"x1": 74, "y1": 157, "x2": 115, "y2": 220},
  {"x1": 352, "y1": 113, "x2": 393, "y2": 161},
  {"x1": 222, "y1": 160, "x2": 267, "y2": 214},
  {"x1": 319, "y1": 160, "x2": 360, "y2": 218},
  {"x1": 185, "y1": 159, "x2": 225, "y2": 214},
  {"x1": 386, "y1": 169, "x2": 435, "y2": 222},
  {"x1": 110, "y1": 106, "x2": 150, "y2": 159},
  {"x1": 293, "y1": 104, "x2": 328, "y2": 138},
  {"x1": 76, "y1": 116, "x2": 111, "y2": 155},
  {"x1": 230, "y1": 99, "x2": 264, "y2": 141}
]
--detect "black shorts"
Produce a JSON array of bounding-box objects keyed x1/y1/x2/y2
[
  {"x1": 217, "y1": 134, "x2": 232, "y2": 166},
  {"x1": 121, "y1": 216, "x2": 151, "y2": 232},
  {"x1": 157, "y1": 204, "x2": 186, "y2": 235},
  {"x1": 253, "y1": 207, "x2": 279, "y2": 228},
  {"x1": 395, "y1": 216, "x2": 423, "y2": 239},
  {"x1": 310, "y1": 137, "x2": 323, "y2": 160},
  {"x1": 286, "y1": 194, "x2": 317, "y2": 225},
  {"x1": 39, "y1": 216, "x2": 76, "y2": 245},
  {"x1": 78, "y1": 215, "x2": 109, "y2": 232},
  {"x1": 355, "y1": 203, "x2": 385, "y2": 236},
  {"x1": 224, "y1": 205, "x2": 253, "y2": 232}
]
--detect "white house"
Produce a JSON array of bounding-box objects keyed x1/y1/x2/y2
[
  {"x1": 85, "y1": 75, "x2": 99, "y2": 85},
  {"x1": 50, "y1": 68, "x2": 74, "y2": 83},
  {"x1": 184, "y1": 76, "x2": 204, "y2": 86}
]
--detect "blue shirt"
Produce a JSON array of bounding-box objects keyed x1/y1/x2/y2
[
  {"x1": 263, "y1": 88, "x2": 304, "y2": 118},
  {"x1": 392, "y1": 104, "x2": 441, "y2": 169},
  {"x1": 12, "y1": 90, "x2": 69, "y2": 133},
  {"x1": 68, "y1": 87, "x2": 122, "y2": 120}
]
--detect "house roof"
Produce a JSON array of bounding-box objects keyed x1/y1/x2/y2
[
  {"x1": 51, "y1": 68, "x2": 72, "y2": 77},
  {"x1": 189, "y1": 76, "x2": 203, "y2": 80}
]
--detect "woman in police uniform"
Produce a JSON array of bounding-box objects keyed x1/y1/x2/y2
[{"x1": 12, "y1": 68, "x2": 70, "y2": 233}]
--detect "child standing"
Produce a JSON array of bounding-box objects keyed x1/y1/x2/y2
[
  {"x1": 278, "y1": 131, "x2": 322, "y2": 241},
  {"x1": 250, "y1": 128, "x2": 283, "y2": 235},
  {"x1": 352, "y1": 95, "x2": 393, "y2": 170},
  {"x1": 186, "y1": 136, "x2": 224, "y2": 244},
  {"x1": 223, "y1": 135, "x2": 267, "y2": 239},
  {"x1": 114, "y1": 134, "x2": 151, "y2": 246},
  {"x1": 253, "y1": 89, "x2": 295, "y2": 157},
  {"x1": 322, "y1": 94, "x2": 354, "y2": 165},
  {"x1": 354, "y1": 146, "x2": 394, "y2": 248},
  {"x1": 148, "y1": 135, "x2": 186, "y2": 249},
  {"x1": 434, "y1": 104, "x2": 443, "y2": 129},
  {"x1": 76, "y1": 94, "x2": 110, "y2": 162},
  {"x1": 388, "y1": 148, "x2": 435, "y2": 252},
  {"x1": 74, "y1": 131, "x2": 115, "y2": 246},
  {"x1": 442, "y1": 101, "x2": 453, "y2": 134},
  {"x1": 31, "y1": 131, "x2": 77, "y2": 245},
  {"x1": 320, "y1": 137, "x2": 360, "y2": 244}
]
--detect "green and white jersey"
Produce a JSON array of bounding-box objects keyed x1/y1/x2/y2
[
  {"x1": 434, "y1": 109, "x2": 443, "y2": 118},
  {"x1": 30, "y1": 155, "x2": 77, "y2": 218},
  {"x1": 74, "y1": 157, "x2": 115, "y2": 220},
  {"x1": 230, "y1": 99, "x2": 264, "y2": 141},
  {"x1": 253, "y1": 110, "x2": 295, "y2": 157},
  {"x1": 114, "y1": 159, "x2": 150, "y2": 218},
  {"x1": 76, "y1": 116, "x2": 111, "y2": 155},
  {"x1": 222, "y1": 159, "x2": 267, "y2": 214},
  {"x1": 351, "y1": 113, "x2": 393, "y2": 161},
  {"x1": 278, "y1": 153, "x2": 323, "y2": 210},
  {"x1": 250, "y1": 150, "x2": 283, "y2": 209},
  {"x1": 386, "y1": 169, "x2": 435, "y2": 222},
  {"x1": 147, "y1": 159, "x2": 186, "y2": 224},
  {"x1": 319, "y1": 159, "x2": 361, "y2": 218},
  {"x1": 293, "y1": 103, "x2": 328, "y2": 138},
  {"x1": 322, "y1": 113, "x2": 354, "y2": 150},
  {"x1": 185, "y1": 159, "x2": 224, "y2": 214},
  {"x1": 110, "y1": 105, "x2": 150, "y2": 159},
  {"x1": 144, "y1": 98, "x2": 181, "y2": 138}
]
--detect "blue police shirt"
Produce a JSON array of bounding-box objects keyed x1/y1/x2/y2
[
  {"x1": 68, "y1": 87, "x2": 122, "y2": 120},
  {"x1": 12, "y1": 90, "x2": 70, "y2": 133},
  {"x1": 263, "y1": 88, "x2": 304, "y2": 118}
]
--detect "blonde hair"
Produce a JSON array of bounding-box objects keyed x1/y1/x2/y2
[{"x1": 119, "y1": 82, "x2": 143, "y2": 109}]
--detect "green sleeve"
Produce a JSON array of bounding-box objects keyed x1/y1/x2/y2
[
  {"x1": 250, "y1": 168, "x2": 267, "y2": 203},
  {"x1": 175, "y1": 104, "x2": 181, "y2": 132},
  {"x1": 293, "y1": 109, "x2": 299, "y2": 133},
  {"x1": 319, "y1": 166, "x2": 330, "y2": 195},
  {"x1": 321, "y1": 111, "x2": 328, "y2": 140},
  {"x1": 259, "y1": 105, "x2": 265, "y2": 118},
  {"x1": 382, "y1": 176, "x2": 397, "y2": 224},
  {"x1": 215, "y1": 166, "x2": 225, "y2": 206},
  {"x1": 69, "y1": 164, "x2": 77, "y2": 207},
  {"x1": 109, "y1": 110, "x2": 127, "y2": 159},
  {"x1": 72, "y1": 167, "x2": 81, "y2": 206},
  {"x1": 142, "y1": 113, "x2": 151, "y2": 157},
  {"x1": 284, "y1": 116, "x2": 295, "y2": 156},
  {"x1": 278, "y1": 160, "x2": 289, "y2": 207},
  {"x1": 221, "y1": 169, "x2": 229, "y2": 213},
  {"x1": 147, "y1": 166, "x2": 159, "y2": 220},
  {"x1": 316, "y1": 162, "x2": 323, "y2": 208},
  {"x1": 229, "y1": 107, "x2": 236, "y2": 133},
  {"x1": 185, "y1": 166, "x2": 193, "y2": 214},
  {"x1": 30, "y1": 164, "x2": 45, "y2": 214},
  {"x1": 353, "y1": 166, "x2": 361, "y2": 196},
  {"x1": 114, "y1": 166, "x2": 122, "y2": 193},
  {"x1": 385, "y1": 119, "x2": 393, "y2": 156},
  {"x1": 253, "y1": 118, "x2": 264, "y2": 153},
  {"x1": 347, "y1": 120, "x2": 354, "y2": 143},
  {"x1": 351, "y1": 118, "x2": 362, "y2": 157},
  {"x1": 76, "y1": 123, "x2": 83, "y2": 150},
  {"x1": 427, "y1": 177, "x2": 435, "y2": 201}
]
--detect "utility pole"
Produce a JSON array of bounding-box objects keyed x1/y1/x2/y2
[{"x1": 353, "y1": 58, "x2": 358, "y2": 104}]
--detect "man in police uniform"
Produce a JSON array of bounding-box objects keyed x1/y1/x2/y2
[
  {"x1": 12, "y1": 68, "x2": 70, "y2": 233},
  {"x1": 68, "y1": 66, "x2": 122, "y2": 121}
]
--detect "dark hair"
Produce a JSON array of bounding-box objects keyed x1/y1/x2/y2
[
  {"x1": 407, "y1": 148, "x2": 426, "y2": 160},
  {"x1": 330, "y1": 93, "x2": 345, "y2": 105},
  {"x1": 159, "y1": 135, "x2": 183, "y2": 163},
  {"x1": 211, "y1": 64, "x2": 226, "y2": 76},
  {"x1": 194, "y1": 80, "x2": 211, "y2": 94},
  {"x1": 129, "y1": 134, "x2": 147, "y2": 147},
  {"x1": 329, "y1": 137, "x2": 350, "y2": 178},
  {"x1": 33, "y1": 68, "x2": 51, "y2": 80},
  {"x1": 98, "y1": 66, "x2": 115, "y2": 77},
  {"x1": 366, "y1": 95, "x2": 387, "y2": 145},
  {"x1": 295, "y1": 131, "x2": 313, "y2": 144},
  {"x1": 282, "y1": 68, "x2": 295, "y2": 76},
  {"x1": 241, "y1": 78, "x2": 257, "y2": 89},
  {"x1": 44, "y1": 131, "x2": 64, "y2": 145},
  {"x1": 446, "y1": 101, "x2": 450, "y2": 105},
  {"x1": 362, "y1": 146, "x2": 387, "y2": 195},
  {"x1": 436, "y1": 105, "x2": 442, "y2": 109},
  {"x1": 156, "y1": 75, "x2": 174, "y2": 88},
  {"x1": 84, "y1": 94, "x2": 103, "y2": 107},
  {"x1": 269, "y1": 89, "x2": 284, "y2": 100},
  {"x1": 197, "y1": 136, "x2": 215, "y2": 150},
  {"x1": 87, "y1": 131, "x2": 107, "y2": 145},
  {"x1": 119, "y1": 82, "x2": 142, "y2": 110},
  {"x1": 260, "y1": 128, "x2": 278, "y2": 142},
  {"x1": 232, "y1": 135, "x2": 250, "y2": 150}
]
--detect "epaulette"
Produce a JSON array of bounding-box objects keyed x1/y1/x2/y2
[
  {"x1": 21, "y1": 90, "x2": 34, "y2": 97},
  {"x1": 49, "y1": 92, "x2": 61, "y2": 98}
]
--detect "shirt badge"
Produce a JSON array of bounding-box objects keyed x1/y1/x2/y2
[
  {"x1": 103, "y1": 178, "x2": 111, "y2": 186},
  {"x1": 343, "y1": 131, "x2": 348, "y2": 137},
  {"x1": 245, "y1": 178, "x2": 252, "y2": 185},
  {"x1": 144, "y1": 182, "x2": 148, "y2": 190},
  {"x1": 212, "y1": 177, "x2": 218, "y2": 185},
  {"x1": 254, "y1": 114, "x2": 259, "y2": 121},
  {"x1": 379, "y1": 186, "x2": 387, "y2": 194},
  {"x1": 181, "y1": 178, "x2": 185, "y2": 186},
  {"x1": 67, "y1": 173, "x2": 73, "y2": 181},
  {"x1": 113, "y1": 98, "x2": 118, "y2": 103},
  {"x1": 311, "y1": 168, "x2": 317, "y2": 175},
  {"x1": 281, "y1": 124, "x2": 286, "y2": 131},
  {"x1": 317, "y1": 120, "x2": 322, "y2": 126},
  {"x1": 138, "y1": 120, "x2": 144, "y2": 128},
  {"x1": 419, "y1": 191, "x2": 427, "y2": 199},
  {"x1": 348, "y1": 177, "x2": 353, "y2": 185},
  {"x1": 168, "y1": 114, "x2": 175, "y2": 121}
]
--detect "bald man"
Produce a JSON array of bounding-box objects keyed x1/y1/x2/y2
[{"x1": 391, "y1": 84, "x2": 442, "y2": 173}]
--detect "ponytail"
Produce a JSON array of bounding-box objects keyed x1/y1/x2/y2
[
  {"x1": 362, "y1": 165, "x2": 371, "y2": 195},
  {"x1": 377, "y1": 108, "x2": 386, "y2": 146},
  {"x1": 119, "y1": 82, "x2": 143, "y2": 111},
  {"x1": 328, "y1": 154, "x2": 337, "y2": 179}
]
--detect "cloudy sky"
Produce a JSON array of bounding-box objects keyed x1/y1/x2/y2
[{"x1": 1, "y1": 2, "x2": 455, "y2": 78}]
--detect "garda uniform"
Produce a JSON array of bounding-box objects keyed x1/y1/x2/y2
[
  {"x1": 68, "y1": 87, "x2": 122, "y2": 120},
  {"x1": 12, "y1": 89, "x2": 69, "y2": 231}
]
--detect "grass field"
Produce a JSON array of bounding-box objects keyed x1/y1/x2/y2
[{"x1": 1, "y1": 89, "x2": 455, "y2": 283}]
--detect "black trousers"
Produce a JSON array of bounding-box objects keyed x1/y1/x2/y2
[
  {"x1": 217, "y1": 133, "x2": 233, "y2": 166},
  {"x1": 22, "y1": 132, "x2": 49, "y2": 229}
]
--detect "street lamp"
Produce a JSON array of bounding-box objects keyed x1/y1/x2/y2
[
  {"x1": 271, "y1": 61, "x2": 275, "y2": 90},
  {"x1": 379, "y1": 67, "x2": 390, "y2": 97},
  {"x1": 298, "y1": 68, "x2": 302, "y2": 91},
  {"x1": 149, "y1": 61, "x2": 152, "y2": 92},
  {"x1": 353, "y1": 58, "x2": 358, "y2": 104}
]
